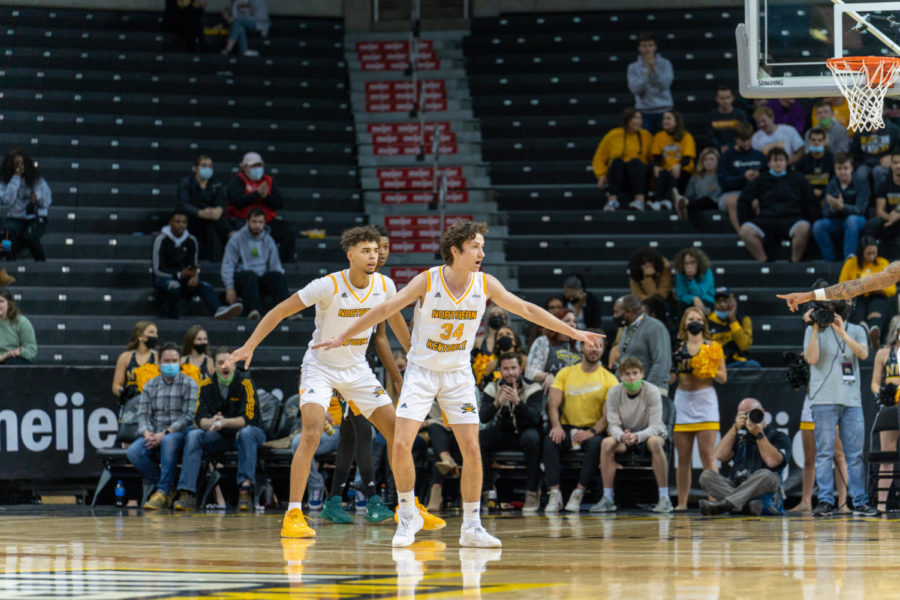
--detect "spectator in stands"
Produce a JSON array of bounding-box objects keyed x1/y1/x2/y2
[
  {"x1": 706, "y1": 84, "x2": 748, "y2": 155},
  {"x1": 164, "y1": 0, "x2": 208, "y2": 52},
  {"x1": 707, "y1": 287, "x2": 760, "y2": 369},
  {"x1": 698, "y1": 397, "x2": 790, "y2": 515},
  {"x1": 626, "y1": 32, "x2": 674, "y2": 134},
  {"x1": 627, "y1": 248, "x2": 673, "y2": 304},
  {"x1": 673, "y1": 247, "x2": 715, "y2": 312},
  {"x1": 738, "y1": 147, "x2": 819, "y2": 263},
  {"x1": 563, "y1": 273, "x2": 602, "y2": 330},
  {"x1": 803, "y1": 297, "x2": 877, "y2": 517},
  {"x1": 480, "y1": 352, "x2": 544, "y2": 514},
  {"x1": 671, "y1": 307, "x2": 727, "y2": 510},
  {"x1": 0, "y1": 149, "x2": 51, "y2": 262},
  {"x1": 127, "y1": 342, "x2": 198, "y2": 510},
  {"x1": 841, "y1": 237, "x2": 896, "y2": 350},
  {"x1": 807, "y1": 101, "x2": 850, "y2": 154},
  {"x1": 812, "y1": 97, "x2": 852, "y2": 133},
  {"x1": 180, "y1": 324, "x2": 214, "y2": 381},
  {"x1": 475, "y1": 305, "x2": 509, "y2": 356},
  {"x1": 864, "y1": 150, "x2": 900, "y2": 245},
  {"x1": 650, "y1": 110, "x2": 696, "y2": 211},
  {"x1": 177, "y1": 155, "x2": 233, "y2": 262},
  {"x1": 425, "y1": 400, "x2": 462, "y2": 513},
  {"x1": 593, "y1": 107, "x2": 652, "y2": 212},
  {"x1": 812, "y1": 152, "x2": 869, "y2": 262},
  {"x1": 751, "y1": 106, "x2": 805, "y2": 165},
  {"x1": 525, "y1": 296, "x2": 565, "y2": 348},
  {"x1": 226, "y1": 152, "x2": 295, "y2": 264},
  {"x1": 543, "y1": 332, "x2": 617, "y2": 513},
  {"x1": 153, "y1": 210, "x2": 243, "y2": 321},
  {"x1": 719, "y1": 122, "x2": 766, "y2": 233},
  {"x1": 220, "y1": 0, "x2": 270, "y2": 57},
  {"x1": 173, "y1": 346, "x2": 265, "y2": 511},
  {"x1": 869, "y1": 323, "x2": 900, "y2": 511},
  {"x1": 612, "y1": 294, "x2": 672, "y2": 396},
  {"x1": 0, "y1": 288, "x2": 36, "y2": 365},
  {"x1": 797, "y1": 128, "x2": 834, "y2": 200},
  {"x1": 289, "y1": 396, "x2": 342, "y2": 512},
  {"x1": 677, "y1": 148, "x2": 721, "y2": 221},
  {"x1": 851, "y1": 119, "x2": 900, "y2": 193},
  {"x1": 525, "y1": 309, "x2": 581, "y2": 397},
  {"x1": 765, "y1": 98, "x2": 807, "y2": 136},
  {"x1": 112, "y1": 321, "x2": 159, "y2": 401},
  {"x1": 478, "y1": 326, "x2": 526, "y2": 387},
  {"x1": 222, "y1": 207, "x2": 288, "y2": 321},
  {"x1": 594, "y1": 356, "x2": 671, "y2": 513}
]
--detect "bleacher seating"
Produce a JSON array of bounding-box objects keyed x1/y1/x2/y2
[{"x1": 0, "y1": 6, "x2": 361, "y2": 365}]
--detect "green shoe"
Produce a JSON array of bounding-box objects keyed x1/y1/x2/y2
[
  {"x1": 320, "y1": 496, "x2": 353, "y2": 524},
  {"x1": 366, "y1": 495, "x2": 394, "y2": 523}
]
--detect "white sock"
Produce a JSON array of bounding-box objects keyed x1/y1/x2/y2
[
  {"x1": 398, "y1": 491, "x2": 416, "y2": 516},
  {"x1": 659, "y1": 487, "x2": 669, "y2": 500},
  {"x1": 603, "y1": 488, "x2": 614, "y2": 501},
  {"x1": 463, "y1": 502, "x2": 481, "y2": 525},
  {"x1": 288, "y1": 502, "x2": 303, "y2": 512}
]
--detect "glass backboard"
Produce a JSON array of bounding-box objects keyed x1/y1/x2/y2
[{"x1": 739, "y1": 0, "x2": 900, "y2": 97}]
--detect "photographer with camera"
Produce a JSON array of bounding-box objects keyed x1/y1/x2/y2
[
  {"x1": 698, "y1": 398, "x2": 790, "y2": 515},
  {"x1": 869, "y1": 322, "x2": 900, "y2": 510},
  {"x1": 479, "y1": 353, "x2": 545, "y2": 514},
  {"x1": 803, "y1": 296, "x2": 878, "y2": 516}
]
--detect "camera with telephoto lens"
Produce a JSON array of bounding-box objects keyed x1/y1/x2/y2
[
  {"x1": 748, "y1": 408, "x2": 764, "y2": 424},
  {"x1": 671, "y1": 347, "x2": 693, "y2": 374},
  {"x1": 782, "y1": 351, "x2": 810, "y2": 390},
  {"x1": 878, "y1": 383, "x2": 898, "y2": 408},
  {"x1": 811, "y1": 304, "x2": 835, "y2": 329}
]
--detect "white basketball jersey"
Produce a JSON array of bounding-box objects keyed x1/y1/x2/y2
[
  {"x1": 407, "y1": 266, "x2": 487, "y2": 372},
  {"x1": 298, "y1": 270, "x2": 396, "y2": 369}
]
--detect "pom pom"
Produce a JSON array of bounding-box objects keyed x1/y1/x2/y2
[
  {"x1": 180, "y1": 362, "x2": 202, "y2": 385},
  {"x1": 471, "y1": 352, "x2": 495, "y2": 387},
  {"x1": 134, "y1": 362, "x2": 161, "y2": 392},
  {"x1": 691, "y1": 342, "x2": 724, "y2": 379}
]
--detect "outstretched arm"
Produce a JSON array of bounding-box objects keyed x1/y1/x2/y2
[
  {"x1": 312, "y1": 274, "x2": 427, "y2": 351},
  {"x1": 777, "y1": 261, "x2": 900, "y2": 311},
  {"x1": 226, "y1": 293, "x2": 307, "y2": 369},
  {"x1": 485, "y1": 274, "x2": 603, "y2": 350}
]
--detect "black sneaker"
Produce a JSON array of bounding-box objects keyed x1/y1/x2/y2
[
  {"x1": 812, "y1": 502, "x2": 835, "y2": 517},
  {"x1": 852, "y1": 503, "x2": 880, "y2": 517}
]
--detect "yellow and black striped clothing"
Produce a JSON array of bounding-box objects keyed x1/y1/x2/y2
[
  {"x1": 195, "y1": 370, "x2": 259, "y2": 438},
  {"x1": 707, "y1": 312, "x2": 754, "y2": 363}
]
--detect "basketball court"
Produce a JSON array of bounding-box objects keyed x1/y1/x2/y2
[{"x1": 2, "y1": 505, "x2": 900, "y2": 599}]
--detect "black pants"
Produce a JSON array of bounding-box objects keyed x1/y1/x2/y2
[
  {"x1": 228, "y1": 216, "x2": 296, "y2": 263},
  {"x1": 542, "y1": 425, "x2": 604, "y2": 489},
  {"x1": 234, "y1": 270, "x2": 289, "y2": 314},
  {"x1": 0, "y1": 356, "x2": 31, "y2": 365},
  {"x1": 4, "y1": 218, "x2": 46, "y2": 261},
  {"x1": 607, "y1": 159, "x2": 647, "y2": 196},
  {"x1": 428, "y1": 423, "x2": 461, "y2": 485},
  {"x1": 480, "y1": 425, "x2": 542, "y2": 492},
  {"x1": 188, "y1": 214, "x2": 232, "y2": 262},
  {"x1": 687, "y1": 196, "x2": 718, "y2": 214},
  {"x1": 864, "y1": 217, "x2": 900, "y2": 243},
  {"x1": 330, "y1": 412, "x2": 376, "y2": 498},
  {"x1": 165, "y1": 0, "x2": 205, "y2": 51},
  {"x1": 654, "y1": 168, "x2": 691, "y2": 202}
]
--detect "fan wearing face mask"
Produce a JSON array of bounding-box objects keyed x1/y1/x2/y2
[
  {"x1": 181, "y1": 324, "x2": 214, "y2": 381},
  {"x1": 706, "y1": 287, "x2": 760, "y2": 369},
  {"x1": 670, "y1": 307, "x2": 727, "y2": 511},
  {"x1": 474, "y1": 306, "x2": 509, "y2": 356},
  {"x1": 113, "y1": 320, "x2": 159, "y2": 401},
  {"x1": 479, "y1": 326, "x2": 526, "y2": 388},
  {"x1": 176, "y1": 155, "x2": 233, "y2": 262}
]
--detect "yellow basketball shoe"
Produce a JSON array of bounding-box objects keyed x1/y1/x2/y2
[
  {"x1": 281, "y1": 508, "x2": 316, "y2": 538},
  {"x1": 395, "y1": 497, "x2": 447, "y2": 531}
]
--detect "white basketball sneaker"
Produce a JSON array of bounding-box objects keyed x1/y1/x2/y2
[
  {"x1": 459, "y1": 522, "x2": 502, "y2": 548},
  {"x1": 392, "y1": 508, "x2": 424, "y2": 548},
  {"x1": 545, "y1": 489, "x2": 563, "y2": 513}
]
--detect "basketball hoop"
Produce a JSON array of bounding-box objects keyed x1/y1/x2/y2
[{"x1": 826, "y1": 56, "x2": 900, "y2": 132}]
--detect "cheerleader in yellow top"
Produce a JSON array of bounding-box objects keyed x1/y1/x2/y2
[
  {"x1": 869, "y1": 319, "x2": 900, "y2": 510},
  {"x1": 671, "y1": 307, "x2": 727, "y2": 510}
]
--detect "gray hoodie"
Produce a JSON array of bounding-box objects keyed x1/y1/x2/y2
[
  {"x1": 626, "y1": 54, "x2": 674, "y2": 113},
  {"x1": 221, "y1": 223, "x2": 283, "y2": 290}
]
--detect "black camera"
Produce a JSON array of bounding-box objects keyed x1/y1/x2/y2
[
  {"x1": 782, "y1": 351, "x2": 810, "y2": 390},
  {"x1": 878, "y1": 383, "x2": 898, "y2": 408},
  {"x1": 748, "y1": 408, "x2": 764, "y2": 424},
  {"x1": 672, "y1": 347, "x2": 693, "y2": 374},
  {"x1": 811, "y1": 305, "x2": 835, "y2": 329}
]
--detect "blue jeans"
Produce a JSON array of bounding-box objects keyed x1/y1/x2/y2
[
  {"x1": 727, "y1": 359, "x2": 762, "y2": 369},
  {"x1": 176, "y1": 425, "x2": 266, "y2": 493},
  {"x1": 811, "y1": 404, "x2": 869, "y2": 506},
  {"x1": 292, "y1": 428, "x2": 341, "y2": 492},
  {"x1": 229, "y1": 16, "x2": 260, "y2": 53},
  {"x1": 126, "y1": 431, "x2": 187, "y2": 494},
  {"x1": 812, "y1": 215, "x2": 867, "y2": 261},
  {"x1": 153, "y1": 276, "x2": 221, "y2": 319}
]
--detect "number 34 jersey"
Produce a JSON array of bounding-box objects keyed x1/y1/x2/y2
[{"x1": 406, "y1": 266, "x2": 487, "y2": 372}]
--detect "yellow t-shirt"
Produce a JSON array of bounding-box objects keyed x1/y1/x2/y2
[
  {"x1": 651, "y1": 130, "x2": 696, "y2": 173},
  {"x1": 551, "y1": 364, "x2": 619, "y2": 428}
]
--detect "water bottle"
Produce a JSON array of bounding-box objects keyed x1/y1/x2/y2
[
  {"x1": 114, "y1": 480, "x2": 126, "y2": 508},
  {"x1": 487, "y1": 488, "x2": 498, "y2": 511},
  {"x1": 355, "y1": 490, "x2": 367, "y2": 513}
]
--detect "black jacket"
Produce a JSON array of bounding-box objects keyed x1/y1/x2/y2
[
  {"x1": 480, "y1": 377, "x2": 544, "y2": 435},
  {"x1": 176, "y1": 174, "x2": 227, "y2": 216},
  {"x1": 195, "y1": 370, "x2": 261, "y2": 439},
  {"x1": 151, "y1": 225, "x2": 200, "y2": 279},
  {"x1": 738, "y1": 170, "x2": 821, "y2": 224}
]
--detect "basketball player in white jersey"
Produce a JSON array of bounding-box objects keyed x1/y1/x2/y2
[
  {"x1": 225, "y1": 226, "x2": 415, "y2": 538},
  {"x1": 314, "y1": 221, "x2": 603, "y2": 548}
]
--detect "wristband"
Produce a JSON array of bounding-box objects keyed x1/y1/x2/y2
[{"x1": 814, "y1": 288, "x2": 827, "y2": 301}]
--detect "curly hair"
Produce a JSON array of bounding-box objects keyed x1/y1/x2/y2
[
  {"x1": 440, "y1": 220, "x2": 487, "y2": 265},
  {"x1": 340, "y1": 225, "x2": 382, "y2": 252},
  {"x1": 627, "y1": 248, "x2": 666, "y2": 282},
  {"x1": 672, "y1": 247, "x2": 710, "y2": 278},
  {"x1": 1, "y1": 149, "x2": 40, "y2": 188}
]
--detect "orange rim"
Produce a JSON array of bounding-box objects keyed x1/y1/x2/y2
[{"x1": 827, "y1": 56, "x2": 900, "y2": 86}]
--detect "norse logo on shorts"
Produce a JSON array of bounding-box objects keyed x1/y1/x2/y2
[
  {"x1": 460, "y1": 402, "x2": 476, "y2": 414},
  {"x1": 373, "y1": 387, "x2": 387, "y2": 397}
]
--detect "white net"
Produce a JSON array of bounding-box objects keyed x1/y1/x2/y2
[{"x1": 827, "y1": 58, "x2": 900, "y2": 132}]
